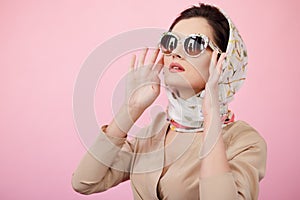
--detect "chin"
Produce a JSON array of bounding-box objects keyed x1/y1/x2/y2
[
  {"x1": 164, "y1": 76, "x2": 194, "y2": 92},
  {"x1": 164, "y1": 73, "x2": 205, "y2": 95},
  {"x1": 164, "y1": 72, "x2": 185, "y2": 86}
]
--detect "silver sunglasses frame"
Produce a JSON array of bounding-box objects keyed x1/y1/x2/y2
[{"x1": 159, "y1": 32, "x2": 222, "y2": 57}]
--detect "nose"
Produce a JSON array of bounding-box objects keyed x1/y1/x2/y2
[
  {"x1": 171, "y1": 53, "x2": 182, "y2": 59},
  {"x1": 171, "y1": 43, "x2": 184, "y2": 59}
]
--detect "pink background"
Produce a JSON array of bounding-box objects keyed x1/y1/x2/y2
[{"x1": 1, "y1": 0, "x2": 300, "y2": 199}]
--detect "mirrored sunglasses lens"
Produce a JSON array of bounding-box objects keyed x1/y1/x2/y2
[
  {"x1": 184, "y1": 36, "x2": 206, "y2": 56},
  {"x1": 160, "y1": 34, "x2": 177, "y2": 54}
]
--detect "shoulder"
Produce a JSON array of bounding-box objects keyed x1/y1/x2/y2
[
  {"x1": 223, "y1": 120, "x2": 267, "y2": 182},
  {"x1": 223, "y1": 120, "x2": 266, "y2": 144},
  {"x1": 222, "y1": 120, "x2": 267, "y2": 158}
]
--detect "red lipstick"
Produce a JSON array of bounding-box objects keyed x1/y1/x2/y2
[{"x1": 169, "y1": 62, "x2": 185, "y2": 73}]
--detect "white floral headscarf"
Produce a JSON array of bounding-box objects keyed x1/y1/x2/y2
[{"x1": 218, "y1": 6, "x2": 248, "y2": 104}]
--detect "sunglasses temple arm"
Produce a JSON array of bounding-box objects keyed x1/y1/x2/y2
[{"x1": 209, "y1": 41, "x2": 222, "y2": 54}]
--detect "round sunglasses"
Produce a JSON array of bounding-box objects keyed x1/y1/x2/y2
[{"x1": 159, "y1": 32, "x2": 222, "y2": 57}]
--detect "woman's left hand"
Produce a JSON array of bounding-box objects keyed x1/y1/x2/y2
[{"x1": 202, "y1": 51, "x2": 226, "y2": 123}]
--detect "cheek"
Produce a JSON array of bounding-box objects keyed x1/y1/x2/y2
[
  {"x1": 187, "y1": 56, "x2": 211, "y2": 82},
  {"x1": 163, "y1": 55, "x2": 171, "y2": 66},
  {"x1": 198, "y1": 61, "x2": 210, "y2": 81},
  {"x1": 187, "y1": 67, "x2": 207, "y2": 88}
]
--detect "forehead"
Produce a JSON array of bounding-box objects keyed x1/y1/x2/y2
[{"x1": 171, "y1": 17, "x2": 214, "y2": 40}]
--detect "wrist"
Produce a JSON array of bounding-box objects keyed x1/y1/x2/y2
[
  {"x1": 203, "y1": 107, "x2": 221, "y2": 120},
  {"x1": 121, "y1": 103, "x2": 145, "y2": 121},
  {"x1": 124, "y1": 102, "x2": 146, "y2": 114},
  {"x1": 107, "y1": 104, "x2": 144, "y2": 137},
  {"x1": 203, "y1": 113, "x2": 222, "y2": 132}
]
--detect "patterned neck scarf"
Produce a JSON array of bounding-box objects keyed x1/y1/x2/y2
[{"x1": 166, "y1": 5, "x2": 247, "y2": 133}]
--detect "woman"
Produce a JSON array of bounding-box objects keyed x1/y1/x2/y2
[{"x1": 72, "y1": 3, "x2": 267, "y2": 200}]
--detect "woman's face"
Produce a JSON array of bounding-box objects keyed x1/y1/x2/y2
[{"x1": 163, "y1": 17, "x2": 216, "y2": 99}]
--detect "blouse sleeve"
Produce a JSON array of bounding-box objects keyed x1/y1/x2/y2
[
  {"x1": 199, "y1": 122, "x2": 267, "y2": 200},
  {"x1": 71, "y1": 125, "x2": 136, "y2": 195}
]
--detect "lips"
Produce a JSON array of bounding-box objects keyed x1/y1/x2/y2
[{"x1": 169, "y1": 62, "x2": 185, "y2": 73}]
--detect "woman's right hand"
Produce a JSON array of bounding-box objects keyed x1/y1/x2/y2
[{"x1": 125, "y1": 48, "x2": 164, "y2": 112}]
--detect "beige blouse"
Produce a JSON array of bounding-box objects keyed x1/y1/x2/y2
[{"x1": 72, "y1": 112, "x2": 267, "y2": 200}]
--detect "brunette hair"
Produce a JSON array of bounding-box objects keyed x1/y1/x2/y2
[{"x1": 169, "y1": 3, "x2": 229, "y2": 52}]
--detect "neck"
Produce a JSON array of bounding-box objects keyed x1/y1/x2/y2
[{"x1": 166, "y1": 86, "x2": 203, "y2": 100}]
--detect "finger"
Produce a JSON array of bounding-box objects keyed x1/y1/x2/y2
[
  {"x1": 207, "y1": 51, "x2": 223, "y2": 84},
  {"x1": 206, "y1": 51, "x2": 218, "y2": 83},
  {"x1": 209, "y1": 51, "x2": 218, "y2": 75},
  {"x1": 149, "y1": 48, "x2": 160, "y2": 69},
  {"x1": 138, "y1": 48, "x2": 148, "y2": 67},
  {"x1": 129, "y1": 54, "x2": 136, "y2": 71},
  {"x1": 216, "y1": 53, "x2": 226, "y2": 74},
  {"x1": 153, "y1": 56, "x2": 164, "y2": 73}
]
